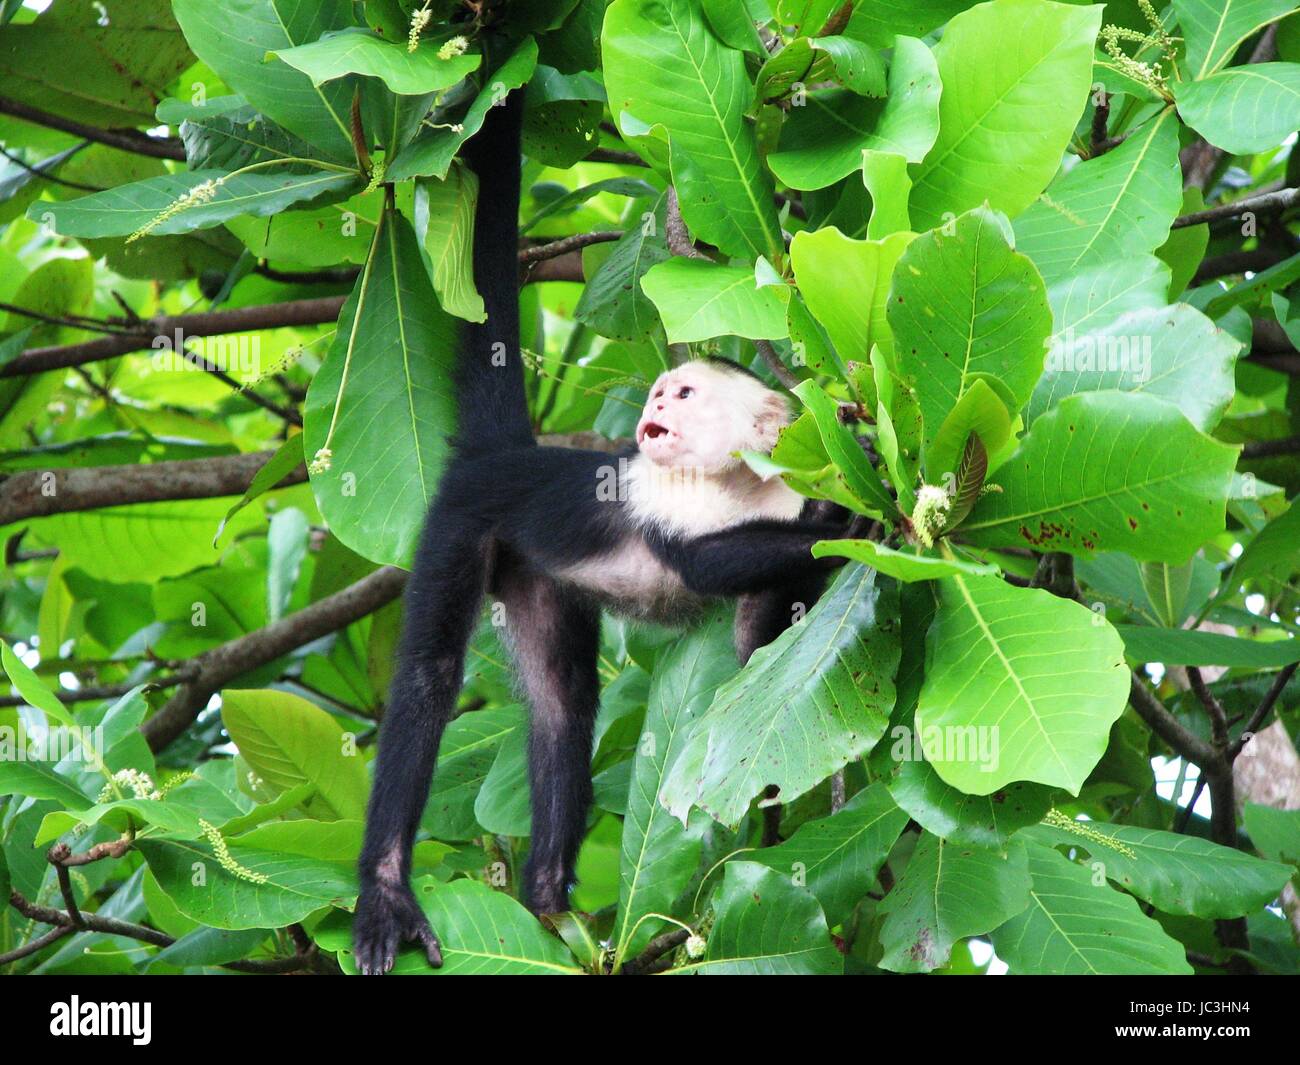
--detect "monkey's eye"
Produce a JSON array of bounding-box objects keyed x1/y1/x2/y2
[{"x1": 677, "y1": 386, "x2": 693, "y2": 399}]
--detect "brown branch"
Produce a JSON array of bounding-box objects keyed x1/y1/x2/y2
[
  {"x1": 665, "y1": 188, "x2": 710, "y2": 261},
  {"x1": 0, "y1": 96, "x2": 185, "y2": 161},
  {"x1": 1193, "y1": 247, "x2": 1288, "y2": 283},
  {"x1": 620, "y1": 927, "x2": 690, "y2": 975},
  {"x1": 584, "y1": 147, "x2": 647, "y2": 167},
  {"x1": 141, "y1": 565, "x2": 409, "y2": 751},
  {"x1": 48, "y1": 838, "x2": 134, "y2": 869},
  {"x1": 0, "y1": 671, "x2": 193, "y2": 708},
  {"x1": 0, "y1": 142, "x2": 101, "y2": 191},
  {"x1": 1088, "y1": 92, "x2": 1111, "y2": 157},
  {"x1": 0, "y1": 924, "x2": 72, "y2": 966},
  {"x1": 8, "y1": 890, "x2": 315, "y2": 973},
  {"x1": 1187, "y1": 666, "x2": 1230, "y2": 748},
  {"x1": 1128, "y1": 673, "x2": 1218, "y2": 768},
  {"x1": 754, "y1": 338, "x2": 800, "y2": 391},
  {"x1": 1171, "y1": 186, "x2": 1299, "y2": 230},
  {"x1": 518, "y1": 230, "x2": 622, "y2": 264},
  {"x1": 178, "y1": 345, "x2": 302, "y2": 426},
  {"x1": 1231, "y1": 663, "x2": 1298, "y2": 759},
  {"x1": 0, "y1": 450, "x2": 307, "y2": 527}
]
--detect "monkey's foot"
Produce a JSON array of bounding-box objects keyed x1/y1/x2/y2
[{"x1": 353, "y1": 883, "x2": 443, "y2": 975}]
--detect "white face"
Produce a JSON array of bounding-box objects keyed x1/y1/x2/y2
[{"x1": 635, "y1": 361, "x2": 789, "y2": 471}]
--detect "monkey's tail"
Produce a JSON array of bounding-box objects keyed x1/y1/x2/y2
[{"x1": 451, "y1": 88, "x2": 534, "y2": 454}]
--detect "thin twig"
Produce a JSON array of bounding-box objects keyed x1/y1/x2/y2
[
  {"x1": 0, "y1": 142, "x2": 101, "y2": 192},
  {"x1": 1171, "y1": 187, "x2": 1299, "y2": 230},
  {"x1": 665, "y1": 188, "x2": 709, "y2": 261},
  {"x1": 621, "y1": 927, "x2": 690, "y2": 975},
  {"x1": 518, "y1": 230, "x2": 623, "y2": 263},
  {"x1": 0, "y1": 96, "x2": 185, "y2": 160},
  {"x1": 1231, "y1": 663, "x2": 1298, "y2": 759},
  {"x1": 1187, "y1": 666, "x2": 1230, "y2": 748}
]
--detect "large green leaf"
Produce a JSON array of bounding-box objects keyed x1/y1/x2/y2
[
  {"x1": 1174, "y1": 64, "x2": 1300, "y2": 155},
  {"x1": 603, "y1": 0, "x2": 783, "y2": 260},
  {"x1": 661, "y1": 566, "x2": 900, "y2": 828},
  {"x1": 613, "y1": 614, "x2": 737, "y2": 966},
  {"x1": 1013, "y1": 110, "x2": 1182, "y2": 285},
  {"x1": 668, "y1": 862, "x2": 842, "y2": 974},
  {"x1": 790, "y1": 227, "x2": 914, "y2": 367},
  {"x1": 888, "y1": 758, "x2": 1055, "y2": 850},
  {"x1": 916, "y1": 574, "x2": 1129, "y2": 794},
  {"x1": 991, "y1": 841, "x2": 1194, "y2": 974},
  {"x1": 846, "y1": 0, "x2": 976, "y2": 46},
  {"x1": 304, "y1": 208, "x2": 459, "y2": 567},
  {"x1": 273, "y1": 27, "x2": 481, "y2": 94},
  {"x1": 178, "y1": 105, "x2": 323, "y2": 171},
  {"x1": 1114, "y1": 626, "x2": 1300, "y2": 668},
  {"x1": 888, "y1": 207, "x2": 1052, "y2": 448},
  {"x1": 172, "y1": 0, "x2": 356, "y2": 160},
  {"x1": 328, "y1": 877, "x2": 582, "y2": 974},
  {"x1": 137, "y1": 838, "x2": 356, "y2": 931},
  {"x1": 1030, "y1": 302, "x2": 1242, "y2": 431},
  {"x1": 752, "y1": 783, "x2": 909, "y2": 927},
  {"x1": 0, "y1": 0, "x2": 193, "y2": 127},
  {"x1": 1172, "y1": 0, "x2": 1297, "y2": 79},
  {"x1": 640, "y1": 260, "x2": 790, "y2": 343},
  {"x1": 767, "y1": 36, "x2": 941, "y2": 190},
  {"x1": 909, "y1": 0, "x2": 1102, "y2": 230},
  {"x1": 220, "y1": 689, "x2": 369, "y2": 821},
  {"x1": 879, "y1": 834, "x2": 1032, "y2": 972},
  {"x1": 961, "y1": 393, "x2": 1238, "y2": 561},
  {"x1": 420, "y1": 706, "x2": 522, "y2": 841},
  {"x1": 1232, "y1": 497, "x2": 1300, "y2": 586},
  {"x1": 386, "y1": 38, "x2": 538, "y2": 181},
  {"x1": 574, "y1": 194, "x2": 671, "y2": 341},
  {"x1": 811, "y1": 539, "x2": 997, "y2": 582},
  {"x1": 413, "y1": 165, "x2": 484, "y2": 323},
  {"x1": 31, "y1": 169, "x2": 360, "y2": 240},
  {"x1": 1024, "y1": 819, "x2": 1293, "y2": 918}
]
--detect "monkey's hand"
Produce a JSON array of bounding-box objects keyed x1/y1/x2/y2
[{"x1": 354, "y1": 880, "x2": 443, "y2": 975}]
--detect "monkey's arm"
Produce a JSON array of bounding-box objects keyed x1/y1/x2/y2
[{"x1": 661, "y1": 519, "x2": 854, "y2": 598}]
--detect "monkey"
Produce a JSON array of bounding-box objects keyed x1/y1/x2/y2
[{"x1": 353, "y1": 87, "x2": 864, "y2": 975}]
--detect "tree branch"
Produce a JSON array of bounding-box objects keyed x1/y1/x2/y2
[
  {"x1": 141, "y1": 565, "x2": 409, "y2": 751},
  {"x1": 0, "y1": 450, "x2": 307, "y2": 527},
  {"x1": 518, "y1": 230, "x2": 622, "y2": 264},
  {"x1": 620, "y1": 927, "x2": 690, "y2": 975},
  {"x1": 1128, "y1": 673, "x2": 1218, "y2": 768},
  {"x1": 7, "y1": 890, "x2": 316, "y2": 973},
  {"x1": 1171, "y1": 186, "x2": 1299, "y2": 230},
  {"x1": 0, "y1": 96, "x2": 185, "y2": 161},
  {"x1": 1231, "y1": 662, "x2": 1298, "y2": 758}
]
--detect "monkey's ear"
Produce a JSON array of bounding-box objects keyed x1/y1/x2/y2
[{"x1": 753, "y1": 392, "x2": 790, "y2": 452}]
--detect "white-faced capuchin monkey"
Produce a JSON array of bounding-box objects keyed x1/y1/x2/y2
[{"x1": 354, "y1": 73, "x2": 863, "y2": 975}]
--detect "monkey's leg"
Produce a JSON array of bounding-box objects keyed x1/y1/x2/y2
[
  {"x1": 496, "y1": 553, "x2": 601, "y2": 915},
  {"x1": 733, "y1": 572, "x2": 829, "y2": 666},
  {"x1": 355, "y1": 515, "x2": 491, "y2": 975}
]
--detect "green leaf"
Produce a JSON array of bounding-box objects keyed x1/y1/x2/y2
[
  {"x1": 304, "y1": 207, "x2": 459, "y2": 568},
  {"x1": 793, "y1": 380, "x2": 897, "y2": 515},
  {"x1": 31, "y1": 169, "x2": 360, "y2": 239},
  {"x1": 879, "y1": 834, "x2": 1032, "y2": 972},
  {"x1": 421, "y1": 706, "x2": 523, "y2": 841},
  {"x1": 889, "y1": 759, "x2": 1055, "y2": 850},
  {"x1": 925, "y1": 378, "x2": 1012, "y2": 482},
  {"x1": 756, "y1": 35, "x2": 887, "y2": 102},
  {"x1": 1031, "y1": 302, "x2": 1241, "y2": 432},
  {"x1": 0, "y1": 0, "x2": 194, "y2": 128},
  {"x1": 845, "y1": 1, "x2": 976, "y2": 46},
  {"x1": 1243, "y1": 804, "x2": 1300, "y2": 865},
  {"x1": 768, "y1": 36, "x2": 941, "y2": 190},
  {"x1": 916, "y1": 574, "x2": 1129, "y2": 794},
  {"x1": 521, "y1": 176, "x2": 655, "y2": 235},
  {"x1": 603, "y1": 0, "x2": 783, "y2": 259},
  {"x1": 574, "y1": 194, "x2": 671, "y2": 341},
  {"x1": 961, "y1": 393, "x2": 1238, "y2": 561},
  {"x1": 172, "y1": 0, "x2": 357, "y2": 160},
  {"x1": 614, "y1": 613, "x2": 737, "y2": 966},
  {"x1": 0, "y1": 761, "x2": 92, "y2": 810},
  {"x1": 888, "y1": 207, "x2": 1052, "y2": 452},
  {"x1": 661, "y1": 566, "x2": 900, "y2": 827},
  {"x1": 1024, "y1": 819, "x2": 1294, "y2": 918},
  {"x1": 860, "y1": 150, "x2": 913, "y2": 238},
  {"x1": 991, "y1": 841, "x2": 1194, "y2": 974},
  {"x1": 332, "y1": 877, "x2": 582, "y2": 974},
  {"x1": 145, "y1": 926, "x2": 272, "y2": 971},
  {"x1": 387, "y1": 37, "x2": 538, "y2": 181},
  {"x1": 1174, "y1": 64, "x2": 1300, "y2": 155},
  {"x1": 413, "y1": 165, "x2": 484, "y2": 323},
  {"x1": 137, "y1": 837, "x2": 355, "y2": 931},
  {"x1": 752, "y1": 783, "x2": 909, "y2": 926},
  {"x1": 791, "y1": 227, "x2": 914, "y2": 371},
  {"x1": 1139, "y1": 562, "x2": 1196, "y2": 628},
  {"x1": 668, "y1": 862, "x2": 842, "y2": 974},
  {"x1": 1114, "y1": 627, "x2": 1300, "y2": 667},
  {"x1": 641, "y1": 260, "x2": 790, "y2": 343},
  {"x1": 220, "y1": 689, "x2": 369, "y2": 821},
  {"x1": 1233, "y1": 497, "x2": 1300, "y2": 586},
  {"x1": 1, "y1": 639, "x2": 74, "y2": 728},
  {"x1": 178, "y1": 104, "x2": 324, "y2": 171},
  {"x1": 811, "y1": 539, "x2": 998, "y2": 582},
  {"x1": 908, "y1": 0, "x2": 1102, "y2": 231},
  {"x1": 1172, "y1": 0, "x2": 1297, "y2": 79},
  {"x1": 273, "y1": 27, "x2": 480, "y2": 94},
  {"x1": 1013, "y1": 110, "x2": 1182, "y2": 285},
  {"x1": 214, "y1": 437, "x2": 305, "y2": 547}
]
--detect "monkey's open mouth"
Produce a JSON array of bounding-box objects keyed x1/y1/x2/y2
[{"x1": 641, "y1": 422, "x2": 669, "y2": 440}]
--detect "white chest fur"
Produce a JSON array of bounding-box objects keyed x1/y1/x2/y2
[{"x1": 621, "y1": 453, "x2": 804, "y2": 537}]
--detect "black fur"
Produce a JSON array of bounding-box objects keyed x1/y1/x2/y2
[{"x1": 354, "y1": 89, "x2": 856, "y2": 974}]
